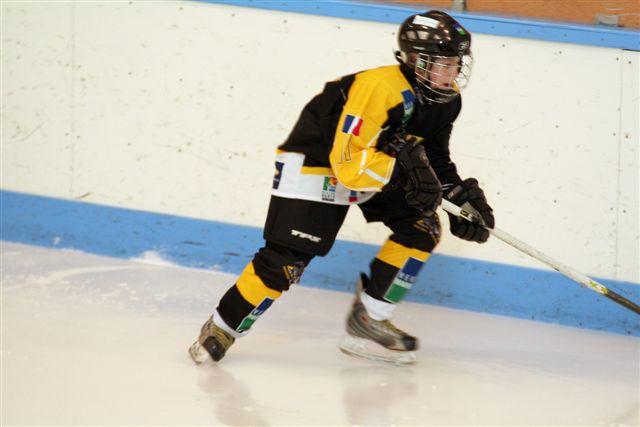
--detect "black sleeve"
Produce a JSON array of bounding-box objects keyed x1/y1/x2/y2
[
  {"x1": 374, "y1": 102, "x2": 406, "y2": 152},
  {"x1": 405, "y1": 95, "x2": 464, "y2": 190},
  {"x1": 424, "y1": 123, "x2": 463, "y2": 190}
]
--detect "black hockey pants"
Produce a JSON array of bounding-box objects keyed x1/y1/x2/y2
[{"x1": 217, "y1": 187, "x2": 441, "y2": 334}]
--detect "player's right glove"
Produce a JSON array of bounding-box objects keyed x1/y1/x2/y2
[
  {"x1": 445, "y1": 178, "x2": 494, "y2": 243},
  {"x1": 385, "y1": 133, "x2": 442, "y2": 216}
]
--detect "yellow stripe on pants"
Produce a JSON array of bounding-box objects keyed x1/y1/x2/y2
[
  {"x1": 375, "y1": 239, "x2": 430, "y2": 269},
  {"x1": 236, "y1": 262, "x2": 282, "y2": 307}
]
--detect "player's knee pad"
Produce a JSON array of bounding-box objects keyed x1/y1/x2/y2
[
  {"x1": 217, "y1": 242, "x2": 313, "y2": 334},
  {"x1": 392, "y1": 214, "x2": 441, "y2": 253},
  {"x1": 252, "y1": 242, "x2": 313, "y2": 293},
  {"x1": 234, "y1": 243, "x2": 311, "y2": 308}
]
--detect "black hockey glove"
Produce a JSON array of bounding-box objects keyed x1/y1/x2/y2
[
  {"x1": 386, "y1": 133, "x2": 442, "y2": 216},
  {"x1": 445, "y1": 178, "x2": 495, "y2": 243}
]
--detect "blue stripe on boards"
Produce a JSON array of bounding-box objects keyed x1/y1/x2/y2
[
  {"x1": 1, "y1": 189, "x2": 639, "y2": 336},
  {"x1": 197, "y1": 0, "x2": 640, "y2": 51}
]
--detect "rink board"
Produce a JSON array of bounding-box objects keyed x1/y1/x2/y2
[
  {"x1": 2, "y1": 189, "x2": 638, "y2": 336},
  {"x1": 2, "y1": 2, "x2": 638, "y2": 280},
  {"x1": 1, "y1": 1, "x2": 638, "y2": 336},
  {"x1": 201, "y1": 0, "x2": 640, "y2": 50}
]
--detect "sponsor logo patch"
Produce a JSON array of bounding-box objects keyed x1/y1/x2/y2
[
  {"x1": 237, "y1": 297, "x2": 274, "y2": 332},
  {"x1": 348, "y1": 190, "x2": 358, "y2": 203},
  {"x1": 454, "y1": 24, "x2": 467, "y2": 35},
  {"x1": 291, "y1": 229, "x2": 322, "y2": 243},
  {"x1": 273, "y1": 161, "x2": 284, "y2": 189},
  {"x1": 383, "y1": 257, "x2": 424, "y2": 303},
  {"x1": 401, "y1": 89, "x2": 415, "y2": 123},
  {"x1": 413, "y1": 216, "x2": 441, "y2": 243},
  {"x1": 283, "y1": 262, "x2": 305, "y2": 285},
  {"x1": 322, "y1": 176, "x2": 338, "y2": 202},
  {"x1": 412, "y1": 15, "x2": 439, "y2": 28},
  {"x1": 342, "y1": 114, "x2": 364, "y2": 136}
]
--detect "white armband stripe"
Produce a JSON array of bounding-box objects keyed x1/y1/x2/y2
[
  {"x1": 358, "y1": 150, "x2": 367, "y2": 175},
  {"x1": 364, "y1": 168, "x2": 390, "y2": 185}
]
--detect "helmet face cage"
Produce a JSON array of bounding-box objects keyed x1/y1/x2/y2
[
  {"x1": 414, "y1": 52, "x2": 473, "y2": 103},
  {"x1": 396, "y1": 11, "x2": 473, "y2": 103}
]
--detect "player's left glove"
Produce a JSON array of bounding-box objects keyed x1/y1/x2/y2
[
  {"x1": 445, "y1": 178, "x2": 494, "y2": 243},
  {"x1": 380, "y1": 132, "x2": 443, "y2": 216}
]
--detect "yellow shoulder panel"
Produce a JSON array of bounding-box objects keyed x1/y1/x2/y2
[{"x1": 329, "y1": 66, "x2": 414, "y2": 191}]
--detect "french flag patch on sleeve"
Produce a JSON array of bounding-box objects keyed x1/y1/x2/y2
[{"x1": 342, "y1": 114, "x2": 364, "y2": 136}]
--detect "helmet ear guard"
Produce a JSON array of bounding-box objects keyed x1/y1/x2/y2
[
  {"x1": 396, "y1": 10, "x2": 473, "y2": 103},
  {"x1": 394, "y1": 50, "x2": 418, "y2": 68}
]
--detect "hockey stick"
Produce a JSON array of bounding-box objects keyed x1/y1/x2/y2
[{"x1": 441, "y1": 199, "x2": 640, "y2": 315}]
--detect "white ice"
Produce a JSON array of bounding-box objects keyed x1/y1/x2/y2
[{"x1": 1, "y1": 241, "x2": 638, "y2": 426}]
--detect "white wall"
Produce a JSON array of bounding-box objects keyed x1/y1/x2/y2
[{"x1": 2, "y1": 1, "x2": 638, "y2": 283}]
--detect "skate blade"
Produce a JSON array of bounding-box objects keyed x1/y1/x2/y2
[
  {"x1": 339, "y1": 334, "x2": 416, "y2": 366},
  {"x1": 188, "y1": 341, "x2": 210, "y2": 364}
]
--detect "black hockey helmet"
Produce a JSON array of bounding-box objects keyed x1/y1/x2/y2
[{"x1": 396, "y1": 11, "x2": 473, "y2": 103}]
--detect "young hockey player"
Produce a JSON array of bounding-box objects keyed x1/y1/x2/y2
[{"x1": 190, "y1": 10, "x2": 495, "y2": 364}]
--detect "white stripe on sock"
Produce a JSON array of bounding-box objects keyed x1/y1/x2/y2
[
  {"x1": 360, "y1": 291, "x2": 396, "y2": 321},
  {"x1": 214, "y1": 309, "x2": 248, "y2": 338}
]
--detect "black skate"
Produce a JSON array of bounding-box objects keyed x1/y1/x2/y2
[
  {"x1": 339, "y1": 273, "x2": 418, "y2": 365},
  {"x1": 189, "y1": 316, "x2": 235, "y2": 363}
]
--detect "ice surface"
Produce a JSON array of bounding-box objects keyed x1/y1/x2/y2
[{"x1": 1, "y1": 241, "x2": 638, "y2": 425}]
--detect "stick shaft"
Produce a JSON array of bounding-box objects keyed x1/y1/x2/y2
[
  {"x1": 605, "y1": 289, "x2": 640, "y2": 314},
  {"x1": 441, "y1": 199, "x2": 640, "y2": 315}
]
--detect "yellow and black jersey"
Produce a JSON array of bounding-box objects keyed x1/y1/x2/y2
[{"x1": 275, "y1": 64, "x2": 463, "y2": 203}]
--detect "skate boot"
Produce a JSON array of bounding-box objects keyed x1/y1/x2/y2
[
  {"x1": 339, "y1": 274, "x2": 418, "y2": 365},
  {"x1": 189, "y1": 315, "x2": 235, "y2": 363}
]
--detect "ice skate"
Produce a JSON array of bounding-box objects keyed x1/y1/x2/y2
[
  {"x1": 189, "y1": 315, "x2": 235, "y2": 363},
  {"x1": 339, "y1": 274, "x2": 418, "y2": 365}
]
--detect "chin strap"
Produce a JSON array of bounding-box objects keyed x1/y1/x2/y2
[{"x1": 393, "y1": 49, "x2": 404, "y2": 63}]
